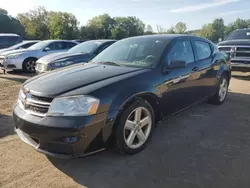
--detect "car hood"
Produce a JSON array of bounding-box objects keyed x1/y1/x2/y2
[
  {"x1": 0, "y1": 49, "x2": 34, "y2": 56},
  {"x1": 218, "y1": 40, "x2": 250, "y2": 46},
  {"x1": 38, "y1": 52, "x2": 90, "y2": 64},
  {"x1": 0, "y1": 48, "x2": 10, "y2": 54},
  {"x1": 24, "y1": 63, "x2": 145, "y2": 97}
]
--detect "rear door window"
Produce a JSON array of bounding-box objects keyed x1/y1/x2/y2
[
  {"x1": 21, "y1": 42, "x2": 37, "y2": 49},
  {"x1": 47, "y1": 42, "x2": 64, "y2": 51},
  {"x1": 64, "y1": 42, "x2": 77, "y2": 49},
  {"x1": 194, "y1": 41, "x2": 212, "y2": 60}
]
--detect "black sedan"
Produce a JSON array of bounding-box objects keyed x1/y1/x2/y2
[
  {"x1": 13, "y1": 35, "x2": 231, "y2": 158},
  {"x1": 35, "y1": 39, "x2": 116, "y2": 74}
]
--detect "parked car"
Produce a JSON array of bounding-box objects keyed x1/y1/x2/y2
[
  {"x1": 0, "y1": 33, "x2": 22, "y2": 49},
  {"x1": 13, "y1": 35, "x2": 231, "y2": 158},
  {"x1": 218, "y1": 28, "x2": 250, "y2": 72},
  {"x1": 0, "y1": 40, "x2": 39, "y2": 54},
  {"x1": 0, "y1": 40, "x2": 78, "y2": 73},
  {"x1": 35, "y1": 40, "x2": 117, "y2": 74}
]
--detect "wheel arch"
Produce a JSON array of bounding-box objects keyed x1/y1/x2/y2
[
  {"x1": 112, "y1": 92, "x2": 162, "y2": 127},
  {"x1": 22, "y1": 57, "x2": 38, "y2": 66},
  {"x1": 217, "y1": 64, "x2": 231, "y2": 84}
]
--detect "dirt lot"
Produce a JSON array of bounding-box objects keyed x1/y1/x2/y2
[{"x1": 0, "y1": 70, "x2": 250, "y2": 188}]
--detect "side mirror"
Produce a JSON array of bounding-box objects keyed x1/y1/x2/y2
[
  {"x1": 44, "y1": 47, "x2": 50, "y2": 52},
  {"x1": 218, "y1": 38, "x2": 223, "y2": 42}
]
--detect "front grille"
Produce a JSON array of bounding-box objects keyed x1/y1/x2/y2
[
  {"x1": 218, "y1": 45, "x2": 250, "y2": 59},
  {"x1": 237, "y1": 47, "x2": 250, "y2": 52},
  {"x1": 218, "y1": 46, "x2": 231, "y2": 52},
  {"x1": 235, "y1": 52, "x2": 250, "y2": 58},
  {"x1": 18, "y1": 89, "x2": 53, "y2": 117},
  {"x1": 30, "y1": 95, "x2": 53, "y2": 103}
]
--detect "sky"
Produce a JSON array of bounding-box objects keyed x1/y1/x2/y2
[{"x1": 0, "y1": 0, "x2": 250, "y2": 31}]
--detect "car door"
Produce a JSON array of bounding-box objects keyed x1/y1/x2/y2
[
  {"x1": 41, "y1": 42, "x2": 65, "y2": 57},
  {"x1": 191, "y1": 40, "x2": 218, "y2": 99},
  {"x1": 158, "y1": 38, "x2": 199, "y2": 116}
]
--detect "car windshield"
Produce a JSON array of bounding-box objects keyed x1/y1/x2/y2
[
  {"x1": 91, "y1": 37, "x2": 167, "y2": 68},
  {"x1": 226, "y1": 30, "x2": 250, "y2": 40},
  {"x1": 28, "y1": 41, "x2": 50, "y2": 50},
  {"x1": 68, "y1": 41, "x2": 102, "y2": 54}
]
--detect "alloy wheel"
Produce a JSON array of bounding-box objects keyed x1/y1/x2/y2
[
  {"x1": 123, "y1": 107, "x2": 152, "y2": 149},
  {"x1": 26, "y1": 61, "x2": 36, "y2": 72},
  {"x1": 219, "y1": 77, "x2": 228, "y2": 102}
]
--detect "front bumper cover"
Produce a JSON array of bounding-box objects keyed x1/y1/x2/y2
[{"x1": 13, "y1": 105, "x2": 114, "y2": 159}]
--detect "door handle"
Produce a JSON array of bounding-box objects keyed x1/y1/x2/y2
[{"x1": 192, "y1": 66, "x2": 199, "y2": 72}]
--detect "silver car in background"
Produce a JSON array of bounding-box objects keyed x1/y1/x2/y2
[
  {"x1": 0, "y1": 40, "x2": 40, "y2": 54},
  {"x1": 0, "y1": 40, "x2": 78, "y2": 73}
]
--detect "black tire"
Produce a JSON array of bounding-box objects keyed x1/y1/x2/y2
[
  {"x1": 208, "y1": 74, "x2": 229, "y2": 105},
  {"x1": 23, "y1": 58, "x2": 37, "y2": 73},
  {"x1": 115, "y1": 99, "x2": 155, "y2": 155}
]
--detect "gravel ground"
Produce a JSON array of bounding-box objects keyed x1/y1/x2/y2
[{"x1": 0, "y1": 70, "x2": 250, "y2": 188}]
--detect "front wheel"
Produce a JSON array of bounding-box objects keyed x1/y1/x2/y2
[
  {"x1": 115, "y1": 99, "x2": 155, "y2": 155},
  {"x1": 23, "y1": 58, "x2": 37, "y2": 73},
  {"x1": 209, "y1": 74, "x2": 229, "y2": 105}
]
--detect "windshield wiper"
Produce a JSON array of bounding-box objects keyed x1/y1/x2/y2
[{"x1": 99, "y1": 61, "x2": 122, "y2": 66}]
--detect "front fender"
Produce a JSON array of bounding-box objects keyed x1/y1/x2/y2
[
  {"x1": 108, "y1": 83, "x2": 160, "y2": 118},
  {"x1": 216, "y1": 63, "x2": 231, "y2": 84}
]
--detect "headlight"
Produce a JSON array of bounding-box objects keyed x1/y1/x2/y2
[
  {"x1": 6, "y1": 53, "x2": 23, "y2": 59},
  {"x1": 47, "y1": 95, "x2": 99, "y2": 116},
  {"x1": 49, "y1": 60, "x2": 73, "y2": 67}
]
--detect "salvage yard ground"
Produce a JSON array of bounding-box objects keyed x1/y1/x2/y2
[{"x1": 0, "y1": 71, "x2": 250, "y2": 188}]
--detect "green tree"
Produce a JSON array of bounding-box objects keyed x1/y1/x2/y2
[
  {"x1": 166, "y1": 26, "x2": 176, "y2": 34},
  {"x1": 198, "y1": 23, "x2": 216, "y2": 42},
  {"x1": 174, "y1": 22, "x2": 187, "y2": 34},
  {"x1": 84, "y1": 14, "x2": 115, "y2": 39},
  {"x1": 17, "y1": 6, "x2": 49, "y2": 39},
  {"x1": 198, "y1": 18, "x2": 224, "y2": 42},
  {"x1": 0, "y1": 8, "x2": 25, "y2": 36},
  {"x1": 111, "y1": 16, "x2": 145, "y2": 39},
  {"x1": 145, "y1": 24, "x2": 153, "y2": 34},
  {"x1": 156, "y1": 25, "x2": 167, "y2": 33},
  {"x1": 48, "y1": 12, "x2": 79, "y2": 39},
  {"x1": 212, "y1": 18, "x2": 225, "y2": 41}
]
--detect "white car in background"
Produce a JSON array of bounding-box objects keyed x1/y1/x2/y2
[
  {"x1": 0, "y1": 40, "x2": 78, "y2": 73},
  {"x1": 0, "y1": 40, "x2": 40, "y2": 54}
]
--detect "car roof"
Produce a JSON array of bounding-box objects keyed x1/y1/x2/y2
[
  {"x1": 42, "y1": 40, "x2": 78, "y2": 43},
  {"x1": 87, "y1": 39, "x2": 117, "y2": 43},
  {"x1": 235, "y1": 28, "x2": 250, "y2": 31},
  {"x1": 123, "y1": 34, "x2": 212, "y2": 44},
  {"x1": 0, "y1": 33, "x2": 20, "y2": 37},
  {"x1": 23, "y1": 40, "x2": 40, "y2": 43}
]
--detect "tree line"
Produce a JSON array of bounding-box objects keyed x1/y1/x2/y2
[{"x1": 0, "y1": 6, "x2": 249, "y2": 42}]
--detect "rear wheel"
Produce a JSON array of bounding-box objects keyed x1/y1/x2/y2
[
  {"x1": 23, "y1": 58, "x2": 37, "y2": 73},
  {"x1": 115, "y1": 99, "x2": 155, "y2": 155},
  {"x1": 209, "y1": 74, "x2": 229, "y2": 105}
]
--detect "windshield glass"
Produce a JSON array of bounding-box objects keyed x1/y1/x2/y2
[
  {"x1": 28, "y1": 41, "x2": 50, "y2": 50},
  {"x1": 226, "y1": 30, "x2": 250, "y2": 40},
  {"x1": 68, "y1": 41, "x2": 102, "y2": 54},
  {"x1": 91, "y1": 37, "x2": 167, "y2": 68}
]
